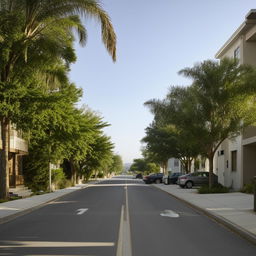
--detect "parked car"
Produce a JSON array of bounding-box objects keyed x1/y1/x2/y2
[
  {"x1": 135, "y1": 173, "x2": 143, "y2": 179},
  {"x1": 177, "y1": 172, "x2": 218, "y2": 188},
  {"x1": 143, "y1": 173, "x2": 164, "y2": 184},
  {"x1": 163, "y1": 172, "x2": 182, "y2": 185}
]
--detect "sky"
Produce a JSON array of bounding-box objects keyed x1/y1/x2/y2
[{"x1": 69, "y1": 0, "x2": 256, "y2": 164}]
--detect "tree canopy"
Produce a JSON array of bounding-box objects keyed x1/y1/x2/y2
[
  {"x1": 129, "y1": 158, "x2": 160, "y2": 174},
  {"x1": 144, "y1": 58, "x2": 256, "y2": 186},
  {"x1": 0, "y1": 0, "x2": 117, "y2": 198}
]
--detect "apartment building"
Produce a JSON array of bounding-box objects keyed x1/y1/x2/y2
[
  {"x1": 214, "y1": 9, "x2": 256, "y2": 190},
  {"x1": 0, "y1": 126, "x2": 28, "y2": 188},
  {"x1": 167, "y1": 158, "x2": 182, "y2": 173},
  {"x1": 167, "y1": 156, "x2": 209, "y2": 174}
]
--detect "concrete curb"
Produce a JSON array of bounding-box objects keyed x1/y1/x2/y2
[
  {"x1": 152, "y1": 184, "x2": 256, "y2": 246},
  {"x1": 0, "y1": 182, "x2": 95, "y2": 225}
]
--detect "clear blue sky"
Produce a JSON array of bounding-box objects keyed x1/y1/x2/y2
[{"x1": 70, "y1": 0, "x2": 256, "y2": 164}]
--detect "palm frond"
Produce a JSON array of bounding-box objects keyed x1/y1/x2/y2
[{"x1": 23, "y1": 0, "x2": 116, "y2": 61}]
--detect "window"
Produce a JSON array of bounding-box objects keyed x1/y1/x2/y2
[
  {"x1": 234, "y1": 47, "x2": 240, "y2": 60},
  {"x1": 201, "y1": 157, "x2": 206, "y2": 168},
  {"x1": 174, "y1": 159, "x2": 179, "y2": 167},
  {"x1": 231, "y1": 150, "x2": 237, "y2": 172}
]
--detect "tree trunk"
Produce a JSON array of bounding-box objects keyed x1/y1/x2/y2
[
  {"x1": 188, "y1": 158, "x2": 192, "y2": 173},
  {"x1": 0, "y1": 118, "x2": 9, "y2": 199},
  {"x1": 184, "y1": 160, "x2": 189, "y2": 174},
  {"x1": 162, "y1": 161, "x2": 167, "y2": 175},
  {"x1": 70, "y1": 158, "x2": 76, "y2": 186},
  {"x1": 76, "y1": 171, "x2": 79, "y2": 184},
  {"x1": 48, "y1": 161, "x2": 52, "y2": 192},
  {"x1": 165, "y1": 160, "x2": 168, "y2": 175},
  {"x1": 208, "y1": 153, "x2": 214, "y2": 189}
]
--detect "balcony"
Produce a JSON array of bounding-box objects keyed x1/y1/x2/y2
[
  {"x1": 9, "y1": 136, "x2": 28, "y2": 153},
  {"x1": 0, "y1": 136, "x2": 28, "y2": 153}
]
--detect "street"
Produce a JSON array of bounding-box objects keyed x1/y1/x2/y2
[{"x1": 0, "y1": 176, "x2": 255, "y2": 256}]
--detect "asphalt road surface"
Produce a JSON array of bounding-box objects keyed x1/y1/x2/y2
[{"x1": 0, "y1": 175, "x2": 255, "y2": 256}]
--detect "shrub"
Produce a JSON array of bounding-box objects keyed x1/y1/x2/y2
[
  {"x1": 198, "y1": 183, "x2": 229, "y2": 194},
  {"x1": 52, "y1": 168, "x2": 67, "y2": 189},
  {"x1": 23, "y1": 152, "x2": 49, "y2": 192},
  {"x1": 0, "y1": 199, "x2": 8, "y2": 203},
  {"x1": 240, "y1": 183, "x2": 254, "y2": 194},
  {"x1": 97, "y1": 172, "x2": 104, "y2": 178}
]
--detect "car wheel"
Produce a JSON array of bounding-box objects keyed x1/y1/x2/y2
[
  {"x1": 185, "y1": 181, "x2": 193, "y2": 189},
  {"x1": 155, "y1": 179, "x2": 161, "y2": 184}
]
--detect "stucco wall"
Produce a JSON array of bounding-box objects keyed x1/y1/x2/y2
[
  {"x1": 243, "y1": 143, "x2": 256, "y2": 184},
  {"x1": 219, "y1": 37, "x2": 243, "y2": 62},
  {"x1": 167, "y1": 158, "x2": 181, "y2": 173},
  {"x1": 243, "y1": 34, "x2": 256, "y2": 65}
]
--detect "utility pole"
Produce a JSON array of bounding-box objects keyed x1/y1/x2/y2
[
  {"x1": 254, "y1": 176, "x2": 256, "y2": 212},
  {"x1": 49, "y1": 161, "x2": 52, "y2": 192}
]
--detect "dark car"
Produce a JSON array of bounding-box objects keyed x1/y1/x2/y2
[
  {"x1": 135, "y1": 173, "x2": 143, "y2": 179},
  {"x1": 143, "y1": 173, "x2": 164, "y2": 184},
  {"x1": 163, "y1": 172, "x2": 182, "y2": 185},
  {"x1": 177, "y1": 171, "x2": 218, "y2": 188}
]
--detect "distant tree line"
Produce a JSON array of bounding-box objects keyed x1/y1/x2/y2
[{"x1": 129, "y1": 158, "x2": 160, "y2": 175}]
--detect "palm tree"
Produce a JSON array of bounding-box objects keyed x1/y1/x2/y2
[
  {"x1": 179, "y1": 58, "x2": 256, "y2": 187},
  {"x1": 0, "y1": 0, "x2": 116, "y2": 81},
  {"x1": 0, "y1": 0, "x2": 117, "y2": 199}
]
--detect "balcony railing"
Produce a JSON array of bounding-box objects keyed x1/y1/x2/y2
[{"x1": 9, "y1": 136, "x2": 28, "y2": 153}]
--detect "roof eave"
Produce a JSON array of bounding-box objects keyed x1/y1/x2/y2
[
  {"x1": 215, "y1": 22, "x2": 246, "y2": 59},
  {"x1": 215, "y1": 9, "x2": 256, "y2": 59}
]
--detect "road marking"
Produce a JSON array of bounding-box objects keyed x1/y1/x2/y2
[
  {"x1": 206, "y1": 208, "x2": 234, "y2": 211},
  {"x1": 76, "y1": 208, "x2": 88, "y2": 215},
  {"x1": 0, "y1": 241, "x2": 114, "y2": 248},
  {"x1": 89, "y1": 184, "x2": 147, "y2": 187},
  {"x1": 160, "y1": 210, "x2": 180, "y2": 218},
  {"x1": 47, "y1": 200, "x2": 77, "y2": 205},
  {"x1": 0, "y1": 207, "x2": 20, "y2": 211},
  {"x1": 116, "y1": 184, "x2": 132, "y2": 256}
]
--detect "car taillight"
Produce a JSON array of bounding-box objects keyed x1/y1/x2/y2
[{"x1": 180, "y1": 177, "x2": 187, "y2": 180}]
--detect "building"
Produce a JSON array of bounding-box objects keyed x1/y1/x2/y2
[
  {"x1": 214, "y1": 9, "x2": 256, "y2": 190},
  {"x1": 167, "y1": 158, "x2": 182, "y2": 173},
  {"x1": 167, "y1": 156, "x2": 209, "y2": 174},
  {"x1": 0, "y1": 125, "x2": 28, "y2": 189}
]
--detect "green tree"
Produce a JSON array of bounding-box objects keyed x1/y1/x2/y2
[
  {"x1": 22, "y1": 84, "x2": 84, "y2": 191},
  {"x1": 23, "y1": 102, "x2": 113, "y2": 190},
  {"x1": 179, "y1": 58, "x2": 256, "y2": 187},
  {"x1": 129, "y1": 158, "x2": 148, "y2": 173},
  {"x1": 0, "y1": 0, "x2": 117, "y2": 199},
  {"x1": 129, "y1": 158, "x2": 160, "y2": 174},
  {"x1": 79, "y1": 134, "x2": 114, "y2": 181},
  {"x1": 144, "y1": 86, "x2": 202, "y2": 173},
  {"x1": 64, "y1": 108, "x2": 109, "y2": 184},
  {"x1": 109, "y1": 155, "x2": 123, "y2": 175},
  {"x1": 142, "y1": 124, "x2": 177, "y2": 173}
]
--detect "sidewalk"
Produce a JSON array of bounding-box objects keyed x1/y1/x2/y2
[
  {"x1": 153, "y1": 183, "x2": 256, "y2": 244},
  {"x1": 0, "y1": 183, "x2": 94, "y2": 224}
]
